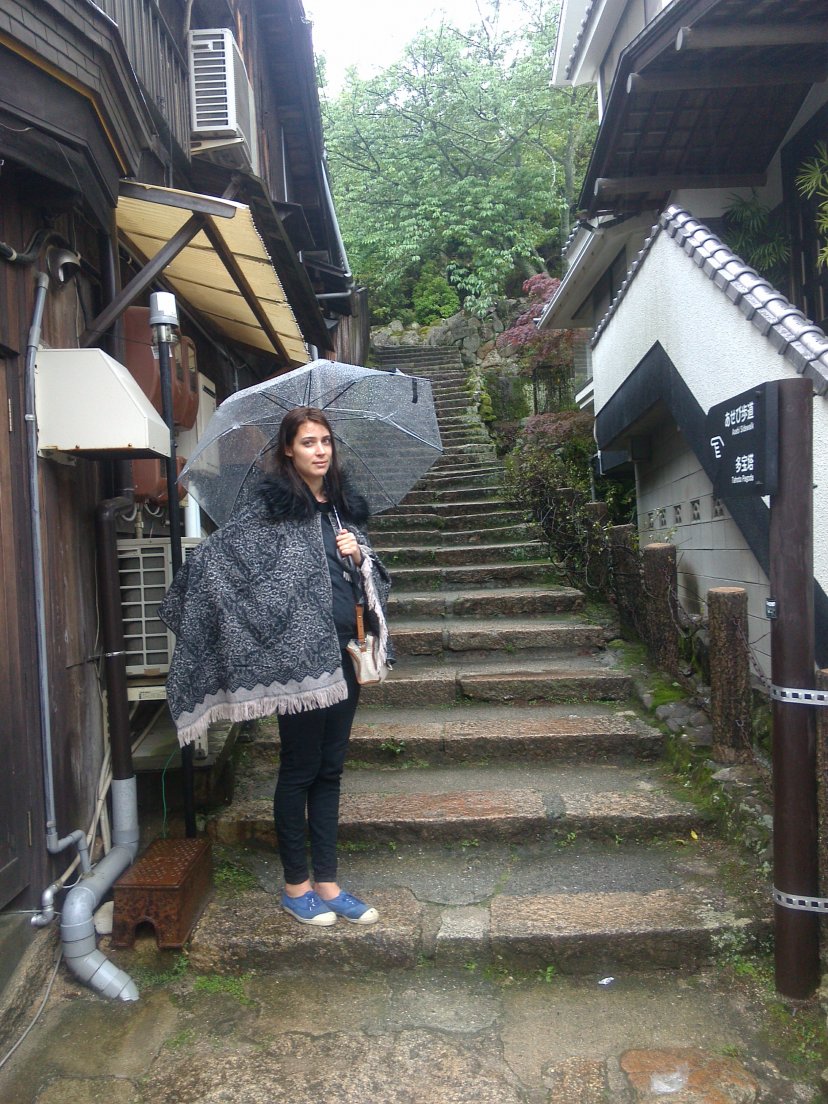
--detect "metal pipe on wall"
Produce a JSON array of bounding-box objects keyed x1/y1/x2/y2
[
  {"x1": 26, "y1": 232, "x2": 140, "y2": 996},
  {"x1": 24, "y1": 270, "x2": 92, "y2": 874}
]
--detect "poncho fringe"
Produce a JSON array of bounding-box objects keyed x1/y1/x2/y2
[{"x1": 175, "y1": 673, "x2": 349, "y2": 748}]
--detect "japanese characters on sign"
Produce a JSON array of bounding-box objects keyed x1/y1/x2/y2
[{"x1": 706, "y1": 382, "x2": 779, "y2": 498}]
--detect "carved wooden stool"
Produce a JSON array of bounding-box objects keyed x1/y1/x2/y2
[{"x1": 111, "y1": 838, "x2": 212, "y2": 949}]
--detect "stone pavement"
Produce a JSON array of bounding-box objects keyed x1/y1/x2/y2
[{"x1": 0, "y1": 345, "x2": 822, "y2": 1102}]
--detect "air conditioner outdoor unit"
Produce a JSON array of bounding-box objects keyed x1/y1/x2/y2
[
  {"x1": 117, "y1": 538, "x2": 202, "y2": 677},
  {"x1": 188, "y1": 27, "x2": 260, "y2": 175}
]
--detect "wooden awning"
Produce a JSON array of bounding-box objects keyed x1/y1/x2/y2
[
  {"x1": 115, "y1": 183, "x2": 309, "y2": 365},
  {"x1": 82, "y1": 182, "x2": 309, "y2": 366}
]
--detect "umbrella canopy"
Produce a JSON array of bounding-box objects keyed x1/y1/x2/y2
[{"x1": 180, "y1": 360, "x2": 443, "y2": 525}]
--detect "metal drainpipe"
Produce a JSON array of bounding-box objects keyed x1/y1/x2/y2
[
  {"x1": 24, "y1": 272, "x2": 93, "y2": 878},
  {"x1": 58, "y1": 223, "x2": 142, "y2": 998},
  {"x1": 57, "y1": 476, "x2": 141, "y2": 1000},
  {"x1": 25, "y1": 245, "x2": 140, "y2": 997}
]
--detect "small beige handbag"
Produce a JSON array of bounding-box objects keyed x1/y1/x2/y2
[{"x1": 346, "y1": 605, "x2": 390, "y2": 685}]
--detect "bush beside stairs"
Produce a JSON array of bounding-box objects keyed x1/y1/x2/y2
[{"x1": 192, "y1": 344, "x2": 768, "y2": 984}]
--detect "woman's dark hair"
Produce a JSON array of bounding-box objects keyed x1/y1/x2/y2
[{"x1": 274, "y1": 406, "x2": 348, "y2": 515}]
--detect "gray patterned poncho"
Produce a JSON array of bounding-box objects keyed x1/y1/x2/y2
[{"x1": 158, "y1": 476, "x2": 392, "y2": 747}]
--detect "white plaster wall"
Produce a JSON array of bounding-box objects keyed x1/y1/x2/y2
[
  {"x1": 592, "y1": 226, "x2": 828, "y2": 668},
  {"x1": 637, "y1": 421, "x2": 771, "y2": 673}
]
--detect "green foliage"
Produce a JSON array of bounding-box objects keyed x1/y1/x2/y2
[
  {"x1": 537, "y1": 963, "x2": 557, "y2": 983},
  {"x1": 721, "y1": 192, "x2": 790, "y2": 286},
  {"x1": 129, "y1": 952, "x2": 189, "y2": 990},
  {"x1": 192, "y1": 972, "x2": 252, "y2": 1004},
  {"x1": 796, "y1": 140, "x2": 828, "y2": 271},
  {"x1": 321, "y1": 1, "x2": 597, "y2": 318},
  {"x1": 503, "y1": 410, "x2": 634, "y2": 595},
  {"x1": 379, "y1": 737, "x2": 406, "y2": 757},
  {"x1": 213, "y1": 860, "x2": 259, "y2": 896},
  {"x1": 412, "y1": 265, "x2": 461, "y2": 324}
]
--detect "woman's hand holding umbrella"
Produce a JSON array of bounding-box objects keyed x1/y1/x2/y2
[{"x1": 335, "y1": 528, "x2": 362, "y2": 566}]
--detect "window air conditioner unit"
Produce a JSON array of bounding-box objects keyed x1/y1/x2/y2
[
  {"x1": 117, "y1": 538, "x2": 203, "y2": 677},
  {"x1": 188, "y1": 28, "x2": 260, "y2": 175}
]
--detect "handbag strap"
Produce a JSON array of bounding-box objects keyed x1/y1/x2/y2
[{"x1": 354, "y1": 603, "x2": 366, "y2": 646}]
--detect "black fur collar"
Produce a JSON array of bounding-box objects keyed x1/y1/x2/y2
[{"x1": 257, "y1": 472, "x2": 370, "y2": 524}]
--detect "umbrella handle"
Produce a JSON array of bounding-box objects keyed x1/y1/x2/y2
[{"x1": 329, "y1": 501, "x2": 360, "y2": 587}]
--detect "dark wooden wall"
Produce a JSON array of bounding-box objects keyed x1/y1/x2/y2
[{"x1": 0, "y1": 165, "x2": 107, "y2": 908}]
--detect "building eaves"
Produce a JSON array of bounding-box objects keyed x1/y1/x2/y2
[
  {"x1": 590, "y1": 205, "x2": 828, "y2": 395},
  {"x1": 564, "y1": 0, "x2": 598, "y2": 81}
]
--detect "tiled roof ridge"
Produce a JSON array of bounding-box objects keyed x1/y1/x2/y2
[
  {"x1": 590, "y1": 205, "x2": 828, "y2": 396},
  {"x1": 564, "y1": 0, "x2": 598, "y2": 81}
]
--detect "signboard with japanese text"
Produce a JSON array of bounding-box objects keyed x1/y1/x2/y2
[{"x1": 706, "y1": 382, "x2": 779, "y2": 497}]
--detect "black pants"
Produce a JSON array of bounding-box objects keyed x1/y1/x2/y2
[{"x1": 273, "y1": 653, "x2": 360, "y2": 884}]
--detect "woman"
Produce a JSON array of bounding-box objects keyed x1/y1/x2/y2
[{"x1": 159, "y1": 406, "x2": 392, "y2": 928}]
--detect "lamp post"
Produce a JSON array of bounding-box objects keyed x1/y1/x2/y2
[{"x1": 149, "y1": 292, "x2": 196, "y2": 838}]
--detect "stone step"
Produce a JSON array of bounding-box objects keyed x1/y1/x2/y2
[
  {"x1": 189, "y1": 845, "x2": 766, "y2": 975},
  {"x1": 417, "y1": 474, "x2": 503, "y2": 492},
  {"x1": 434, "y1": 398, "x2": 474, "y2": 412},
  {"x1": 389, "y1": 560, "x2": 556, "y2": 588},
  {"x1": 370, "y1": 509, "x2": 526, "y2": 533},
  {"x1": 376, "y1": 539, "x2": 545, "y2": 566},
  {"x1": 434, "y1": 395, "x2": 473, "y2": 407},
  {"x1": 377, "y1": 523, "x2": 538, "y2": 545},
  {"x1": 435, "y1": 433, "x2": 492, "y2": 448},
  {"x1": 388, "y1": 500, "x2": 520, "y2": 517},
  {"x1": 402, "y1": 486, "x2": 505, "y2": 506},
  {"x1": 386, "y1": 584, "x2": 584, "y2": 618},
  {"x1": 428, "y1": 460, "x2": 501, "y2": 478},
  {"x1": 433, "y1": 413, "x2": 486, "y2": 426},
  {"x1": 374, "y1": 346, "x2": 463, "y2": 363},
  {"x1": 420, "y1": 470, "x2": 502, "y2": 488},
  {"x1": 254, "y1": 703, "x2": 661, "y2": 764},
  {"x1": 391, "y1": 617, "x2": 604, "y2": 655},
  {"x1": 210, "y1": 760, "x2": 704, "y2": 849},
  {"x1": 357, "y1": 654, "x2": 633, "y2": 706},
  {"x1": 426, "y1": 458, "x2": 502, "y2": 471}
]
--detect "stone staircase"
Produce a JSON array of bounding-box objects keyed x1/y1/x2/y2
[
  {"x1": 192, "y1": 344, "x2": 767, "y2": 981},
  {"x1": 0, "y1": 348, "x2": 797, "y2": 1104}
]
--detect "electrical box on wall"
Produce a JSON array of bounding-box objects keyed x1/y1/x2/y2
[
  {"x1": 123, "y1": 307, "x2": 198, "y2": 429},
  {"x1": 132, "y1": 456, "x2": 188, "y2": 505},
  {"x1": 177, "y1": 372, "x2": 218, "y2": 475}
]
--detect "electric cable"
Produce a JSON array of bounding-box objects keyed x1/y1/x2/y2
[{"x1": 0, "y1": 949, "x2": 63, "y2": 1072}]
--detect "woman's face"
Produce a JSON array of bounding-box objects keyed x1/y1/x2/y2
[{"x1": 284, "y1": 419, "x2": 333, "y2": 488}]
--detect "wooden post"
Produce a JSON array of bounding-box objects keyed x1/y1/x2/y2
[
  {"x1": 642, "y1": 542, "x2": 680, "y2": 674},
  {"x1": 770, "y1": 377, "x2": 819, "y2": 999},
  {"x1": 708, "y1": 587, "x2": 752, "y2": 762},
  {"x1": 609, "y1": 524, "x2": 641, "y2": 641},
  {"x1": 817, "y1": 669, "x2": 828, "y2": 962}
]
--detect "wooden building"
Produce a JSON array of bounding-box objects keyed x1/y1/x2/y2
[{"x1": 0, "y1": 0, "x2": 362, "y2": 946}]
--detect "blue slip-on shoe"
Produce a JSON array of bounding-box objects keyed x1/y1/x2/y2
[
  {"x1": 321, "y1": 891, "x2": 379, "y2": 925},
  {"x1": 281, "y1": 890, "x2": 336, "y2": 926}
]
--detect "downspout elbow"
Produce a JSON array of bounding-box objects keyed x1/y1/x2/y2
[{"x1": 61, "y1": 838, "x2": 139, "y2": 1001}]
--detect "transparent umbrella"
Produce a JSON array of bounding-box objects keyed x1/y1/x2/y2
[{"x1": 179, "y1": 359, "x2": 443, "y2": 525}]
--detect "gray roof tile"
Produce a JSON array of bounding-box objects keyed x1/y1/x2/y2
[{"x1": 589, "y1": 205, "x2": 828, "y2": 394}]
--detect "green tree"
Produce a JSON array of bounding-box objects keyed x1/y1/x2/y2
[{"x1": 321, "y1": 1, "x2": 596, "y2": 319}]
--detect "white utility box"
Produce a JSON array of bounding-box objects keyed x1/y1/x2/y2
[{"x1": 36, "y1": 347, "x2": 171, "y2": 458}]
